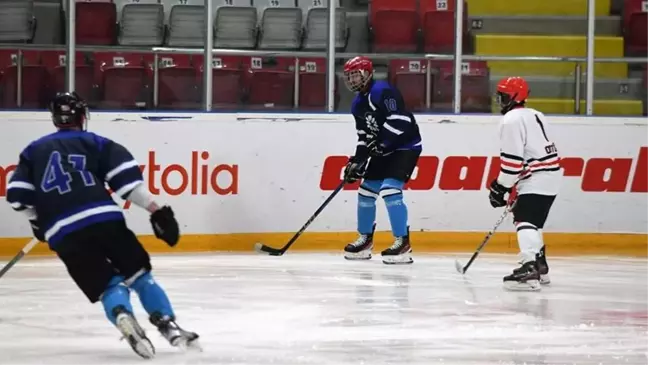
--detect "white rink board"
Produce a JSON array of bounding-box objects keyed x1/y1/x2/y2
[{"x1": 0, "y1": 112, "x2": 646, "y2": 238}]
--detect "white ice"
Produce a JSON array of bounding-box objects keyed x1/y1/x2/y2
[{"x1": 0, "y1": 253, "x2": 646, "y2": 365}]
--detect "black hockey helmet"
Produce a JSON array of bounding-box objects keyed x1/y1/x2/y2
[{"x1": 49, "y1": 92, "x2": 89, "y2": 130}]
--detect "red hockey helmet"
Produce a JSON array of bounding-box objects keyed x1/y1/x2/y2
[
  {"x1": 496, "y1": 77, "x2": 529, "y2": 115},
  {"x1": 343, "y1": 56, "x2": 373, "y2": 93}
]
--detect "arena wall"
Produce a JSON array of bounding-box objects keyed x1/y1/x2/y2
[{"x1": 0, "y1": 112, "x2": 646, "y2": 257}]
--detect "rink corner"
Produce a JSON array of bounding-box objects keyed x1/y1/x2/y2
[{"x1": 0, "y1": 231, "x2": 645, "y2": 258}]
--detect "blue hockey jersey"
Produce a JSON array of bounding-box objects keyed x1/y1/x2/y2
[
  {"x1": 6, "y1": 130, "x2": 143, "y2": 248},
  {"x1": 351, "y1": 79, "x2": 422, "y2": 160}
]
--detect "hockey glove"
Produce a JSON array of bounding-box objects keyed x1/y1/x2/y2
[
  {"x1": 343, "y1": 158, "x2": 367, "y2": 183},
  {"x1": 366, "y1": 139, "x2": 386, "y2": 157},
  {"x1": 29, "y1": 219, "x2": 45, "y2": 242},
  {"x1": 150, "y1": 206, "x2": 180, "y2": 247},
  {"x1": 488, "y1": 179, "x2": 511, "y2": 208}
]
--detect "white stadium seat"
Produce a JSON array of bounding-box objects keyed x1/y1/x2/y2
[{"x1": 255, "y1": 0, "x2": 302, "y2": 50}]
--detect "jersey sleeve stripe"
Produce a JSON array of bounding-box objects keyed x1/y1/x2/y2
[
  {"x1": 500, "y1": 160, "x2": 524, "y2": 168},
  {"x1": 386, "y1": 114, "x2": 412, "y2": 123},
  {"x1": 367, "y1": 93, "x2": 377, "y2": 111},
  {"x1": 383, "y1": 122, "x2": 404, "y2": 135},
  {"x1": 527, "y1": 153, "x2": 559, "y2": 163},
  {"x1": 7, "y1": 181, "x2": 35, "y2": 191},
  {"x1": 105, "y1": 160, "x2": 139, "y2": 181},
  {"x1": 500, "y1": 167, "x2": 522, "y2": 175},
  {"x1": 500, "y1": 152, "x2": 524, "y2": 161},
  {"x1": 115, "y1": 180, "x2": 143, "y2": 198}
]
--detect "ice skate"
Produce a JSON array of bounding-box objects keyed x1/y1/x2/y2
[
  {"x1": 150, "y1": 312, "x2": 201, "y2": 351},
  {"x1": 381, "y1": 228, "x2": 413, "y2": 265},
  {"x1": 536, "y1": 245, "x2": 550, "y2": 285},
  {"x1": 503, "y1": 261, "x2": 541, "y2": 291},
  {"x1": 113, "y1": 306, "x2": 155, "y2": 359},
  {"x1": 344, "y1": 224, "x2": 375, "y2": 260}
]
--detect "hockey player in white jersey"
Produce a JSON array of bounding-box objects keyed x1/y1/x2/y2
[{"x1": 488, "y1": 77, "x2": 561, "y2": 291}]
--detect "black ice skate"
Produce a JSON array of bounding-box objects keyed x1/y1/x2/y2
[
  {"x1": 381, "y1": 228, "x2": 413, "y2": 265},
  {"x1": 113, "y1": 306, "x2": 155, "y2": 359},
  {"x1": 503, "y1": 261, "x2": 541, "y2": 291},
  {"x1": 344, "y1": 224, "x2": 375, "y2": 260},
  {"x1": 536, "y1": 245, "x2": 550, "y2": 285},
  {"x1": 150, "y1": 312, "x2": 201, "y2": 351}
]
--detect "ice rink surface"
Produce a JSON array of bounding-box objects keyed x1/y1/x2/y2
[{"x1": 0, "y1": 253, "x2": 646, "y2": 365}]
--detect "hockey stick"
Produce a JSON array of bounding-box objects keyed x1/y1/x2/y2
[
  {"x1": 254, "y1": 180, "x2": 346, "y2": 256},
  {"x1": 0, "y1": 238, "x2": 39, "y2": 279},
  {"x1": 454, "y1": 201, "x2": 516, "y2": 275}
]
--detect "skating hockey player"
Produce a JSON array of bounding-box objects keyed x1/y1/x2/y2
[
  {"x1": 341, "y1": 56, "x2": 422, "y2": 265},
  {"x1": 5, "y1": 92, "x2": 200, "y2": 358},
  {"x1": 488, "y1": 77, "x2": 561, "y2": 291}
]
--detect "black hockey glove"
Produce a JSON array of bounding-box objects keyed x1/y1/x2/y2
[
  {"x1": 150, "y1": 206, "x2": 180, "y2": 247},
  {"x1": 366, "y1": 139, "x2": 386, "y2": 157},
  {"x1": 343, "y1": 158, "x2": 367, "y2": 183},
  {"x1": 488, "y1": 179, "x2": 511, "y2": 208},
  {"x1": 29, "y1": 219, "x2": 45, "y2": 242}
]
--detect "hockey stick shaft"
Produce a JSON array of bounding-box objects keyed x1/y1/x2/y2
[
  {"x1": 256, "y1": 180, "x2": 346, "y2": 255},
  {"x1": 0, "y1": 238, "x2": 39, "y2": 279},
  {"x1": 460, "y1": 206, "x2": 512, "y2": 273}
]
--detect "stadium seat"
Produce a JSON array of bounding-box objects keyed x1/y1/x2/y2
[
  {"x1": 388, "y1": 59, "x2": 429, "y2": 112},
  {"x1": 299, "y1": 0, "x2": 348, "y2": 51},
  {"x1": 432, "y1": 61, "x2": 490, "y2": 113},
  {"x1": 257, "y1": 0, "x2": 302, "y2": 50},
  {"x1": 76, "y1": 1, "x2": 117, "y2": 45},
  {"x1": 297, "y1": 57, "x2": 338, "y2": 110},
  {"x1": 165, "y1": 4, "x2": 205, "y2": 47},
  {"x1": 93, "y1": 52, "x2": 150, "y2": 109},
  {"x1": 623, "y1": 0, "x2": 647, "y2": 55},
  {"x1": 117, "y1": 2, "x2": 164, "y2": 46},
  {"x1": 0, "y1": 50, "x2": 45, "y2": 108},
  {"x1": 242, "y1": 56, "x2": 295, "y2": 110},
  {"x1": 0, "y1": 1, "x2": 36, "y2": 43},
  {"x1": 420, "y1": 0, "x2": 469, "y2": 53},
  {"x1": 214, "y1": 1, "x2": 258, "y2": 49},
  {"x1": 194, "y1": 54, "x2": 245, "y2": 109},
  {"x1": 369, "y1": 0, "x2": 419, "y2": 52},
  {"x1": 155, "y1": 53, "x2": 199, "y2": 110},
  {"x1": 40, "y1": 51, "x2": 94, "y2": 104}
]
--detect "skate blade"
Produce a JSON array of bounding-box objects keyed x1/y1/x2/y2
[
  {"x1": 116, "y1": 315, "x2": 155, "y2": 359},
  {"x1": 344, "y1": 251, "x2": 372, "y2": 260},
  {"x1": 382, "y1": 254, "x2": 414, "y2": 265},
  {"x1": 503, "y1": 280, "x2": 541, "y2": 292},
  {"x1": 540, "y1": 275, "x2": 551, "y2": 285}
]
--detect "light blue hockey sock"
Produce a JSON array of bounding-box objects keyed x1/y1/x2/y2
[
  {"x1": 130, "y1": 271, "x2": 175, "y2": 318},
  {"x1": 381, "y1": 178, "x2": 408, "y2": 237},
  {"x1": 358, "y1": 180, "x2": 382, "y2": 234},
  {"x1": 101, "y1": 275, "x2": 133, "y2": 325}
]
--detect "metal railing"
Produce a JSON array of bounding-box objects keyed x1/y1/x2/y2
[{"x1": 0, "y1": 0, "x2": 646, "y2": 114}]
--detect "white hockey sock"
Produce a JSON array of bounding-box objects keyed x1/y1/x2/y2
[{"x1": 516, "y1": 222, "x2": 542, "y2": 263}]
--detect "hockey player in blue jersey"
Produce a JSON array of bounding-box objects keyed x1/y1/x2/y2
[
  {"x1": 341, "y1": 56, "x2": 422, "y2": 265},
  {"x1": 6, "y1": 92, "x2": 199, "y2": 359}
]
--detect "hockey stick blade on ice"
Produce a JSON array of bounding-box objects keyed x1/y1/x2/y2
[
  {"x1": 254, "y1": 181, "x2": 346, "y2": 256},
  {"x1": 455, "y1": 202, "x2": 516, "y2": 275},
  {"x1": 0, "y1": 238, "x2": 39, "y2": 279}
]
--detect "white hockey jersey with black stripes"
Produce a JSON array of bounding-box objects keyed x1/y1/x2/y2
[{"x1": 496, "y1": 107, "x2": 562, "y2": 196}]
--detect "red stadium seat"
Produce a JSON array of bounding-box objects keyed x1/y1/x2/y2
[
  {"x1": 388, "y1": 59, "x2": 430, "y2": 112},
  {"x1": 93, "y1": 52, "x2": 150, "y2": 109},
  {"x1": 623, "y1": 0, "x2": 647, "y2": 55},
  {"x1": 297, "y1": 58, "x2": 338, "y2": 110},
  {"x1": 432, "y1": 61, "x2": 490, "y2": 113},
  {"x1": 0, "y1": 50, "x2": 46, "y2": 108},
  {"x1": 156, "y1": 53, "x2": 199, "y2": 109},
  {"x1": 420, "y1": 0, "x2": 469, "y2": 53},
  {"x1": 194, "y1": 55, "x2": 245, "y2": 109},
  {"x1": 76, "y1": 2, "x2": 117, "y2": 45},
  {"x1": 369, "y1": 0, "x2": 419, "y2": 52},
  {"x1": 40, "y1": 51, "x2": 94, "y2": 103},
  {"x1": 242, "y1": 56, "x2": 295, "y2": 110}
]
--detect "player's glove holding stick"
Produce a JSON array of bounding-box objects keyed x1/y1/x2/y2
[
  {"x1": 150, "y1": 206, "x2": 180, "y2": 247},
  {"x1": 343, "y1": 158, "x2": 367, "y2": 183},
  {"x1": 488, "y1": 179, "x2": 511, "y2": 208},
  {"x1": 29, "y1": 219, "x2": 45, "y2": 242}
]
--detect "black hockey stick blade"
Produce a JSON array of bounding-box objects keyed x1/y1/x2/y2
[{"x1": 253, "y1": 180, "x2": 347, "y2": 256}]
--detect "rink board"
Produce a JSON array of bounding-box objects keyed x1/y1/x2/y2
[{"x1": 0, "y1": 112, "x2": 646, "y2": 258}]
